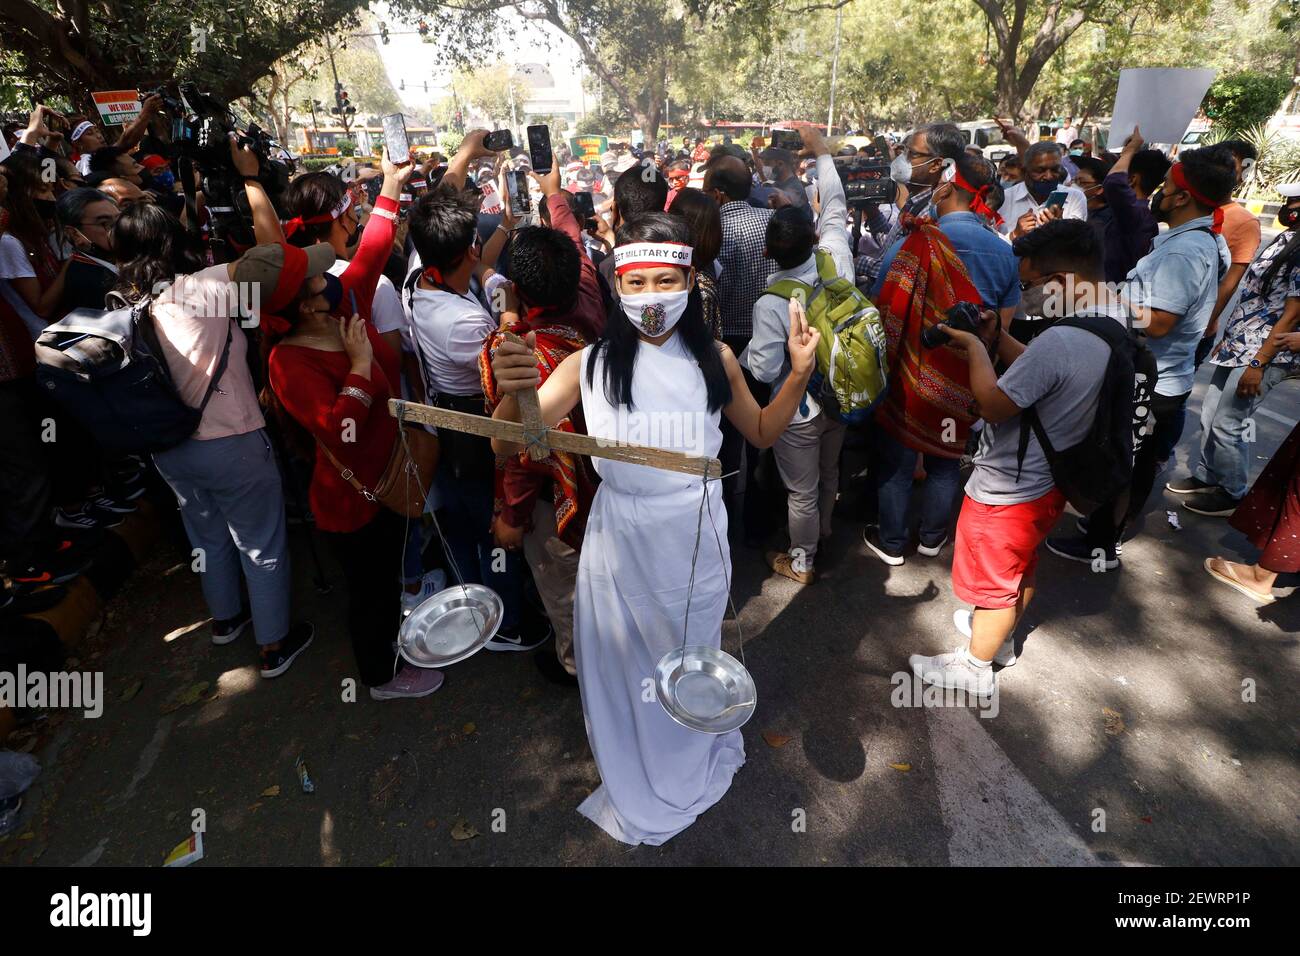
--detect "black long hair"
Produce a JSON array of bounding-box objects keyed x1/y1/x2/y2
[
  {"x1": 589, "y1": 213, "x2": 731, "y2": 412},
  {"x1": 1260, "y1": 220, "x2": 1299, "y2": 296},
  {"x1": 112, "y1": 203, "x2": 205, "y2": 300}
]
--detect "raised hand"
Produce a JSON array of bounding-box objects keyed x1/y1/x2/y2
[{"x1": 787, "y1": 297, "x2": 820, "y2": 378}]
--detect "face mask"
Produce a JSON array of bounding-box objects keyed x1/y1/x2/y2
[
  {"x1": 889, "y1": 154, "x2": 918, "y2": 185},
  {"x1": 762, "y1": 165, "x2": 774, "y2": 181},
  {"x1": 34, "y1": 198, "x2": 57, "y2": 220},
  {"x1": 619, "y1": 288, "x2": 690, "y2": 337},
  {"x1": 1277, "y1": 204, "x2": 1299, "y2": 230},
  {"x1": 1068, "y1": 149, "x2": 1084, "y2": 157},
  {"x1": 151, "y1": 171, "x2": 175, "y2": 191},
  {"x1": 1149, "y1": 187, "x2": 1171, "y2": 223},
  {"x1": 1028, "y1": 177, "x2": 1059, "y2": 202},
  {"x1": 344, "y1": 216, "x2": 361, "y2": 249},
  {"x1": 999, "y1": 178, "x2": 1016, "y2": 189}
]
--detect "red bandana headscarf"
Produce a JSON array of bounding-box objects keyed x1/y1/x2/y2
[
  {"x1": 1170, "y1": 162, "x2": 1225, "y2": 234},
  {"x1": 953, "y1": 170, "x2": 1004, "y2": 227}
]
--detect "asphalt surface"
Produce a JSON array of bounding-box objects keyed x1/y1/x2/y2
[{"x1": 6, "y1": 358, "x2": 1300, "y2": 868}]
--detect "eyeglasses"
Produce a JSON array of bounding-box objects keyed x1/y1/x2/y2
[{"x1": 905, "y1": 149, "x2": 934, "y2": 161}]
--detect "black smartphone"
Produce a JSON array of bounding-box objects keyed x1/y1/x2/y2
[
  {"x1": 506, "y1": 169, "x2": 531, "y2": 214},
  {"x1": 484, "y1": 129, "x2": 513, "y2": 152},
  {"x1": 769, "y1": 128, "x2": 802, "y2": 152},
  {"x1": 572, "y1": 189, "x2": 596, "y2": 228},
  {"x1": 382, "y1": 112, "x2": 409, "y2": 164},
  {"x1": 527, "y1": 124, "x2": 553, "y2": 174}
]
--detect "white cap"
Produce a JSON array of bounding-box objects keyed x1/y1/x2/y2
[{"x1": 1278, "y1": 182, "x2": 1300, "y2": 198}]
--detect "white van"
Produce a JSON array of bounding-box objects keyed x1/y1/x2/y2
[{"x1": 955, "y1": 121, "x2": 1016, "y2": 162}]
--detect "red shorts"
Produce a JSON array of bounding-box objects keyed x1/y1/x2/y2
[{"x1": 951, "y1": 490, "x2": 1067, "y2": 609}]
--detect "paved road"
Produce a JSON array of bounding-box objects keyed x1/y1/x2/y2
[{"x1": 7, "y1": 361, "x2": 1300, "y2": 868}]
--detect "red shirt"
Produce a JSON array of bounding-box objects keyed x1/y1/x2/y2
[{"x1": 268, "y1": 195, "x2": 401, "y2": 533}]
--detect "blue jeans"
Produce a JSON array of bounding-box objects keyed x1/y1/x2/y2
[
  {"x1": 1189, "y1": 363, "x2": 1296, "y2": 499},
  {"x1": 874, "y1": 430, "x2": 961, "y2": 554},
  {"x1": 153, "y1": 429, "x2": 290, "y2": 645},
  {"x1": 433, "y1": 469, "x2": 521, "y2": 630}
]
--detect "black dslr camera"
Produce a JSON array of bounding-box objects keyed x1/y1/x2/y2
[
  {"x1": 149, "y1": 84, "x2": 295, "y2": 256},
  {"x1": 834, "y1": 157, "x2": 896, "y2": 208},
  {"x1": 921, "y1": 301, "x2": 983, "y2": 349}
]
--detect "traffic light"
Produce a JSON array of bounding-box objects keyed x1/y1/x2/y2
[
  {"x1": 399, "y1": 79, "x2": 405, "y2": 91},
  {"x1": 379, "y1": 22, "x2": 390, "y2": 45}
]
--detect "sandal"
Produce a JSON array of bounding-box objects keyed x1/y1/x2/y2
[{"x1": 1203, "y1": 557, "x2": 1276, "y2": 605}]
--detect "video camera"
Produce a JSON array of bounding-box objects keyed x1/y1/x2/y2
[
  {"x1": 833, "y1": 157, "x2": 896, "y2": 208},
  {"x1": 145, "y1": 84, "x2": 296, "y2": 257}
]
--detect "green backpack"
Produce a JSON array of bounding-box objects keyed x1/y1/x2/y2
[{"x1": 762, "y1": 249, "x2": 888, "y2": 423}]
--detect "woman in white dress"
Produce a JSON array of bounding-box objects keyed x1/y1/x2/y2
[{"x1": 490, "y1": 214, "x2": 818, "y2": 845}]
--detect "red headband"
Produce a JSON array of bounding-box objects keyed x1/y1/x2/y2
[
  {"x1": 259, "y1": 242, "x2": 309, "y2": 335},
  {"x1": 282, "y1": 192, "x2": 352, "y2": 239},
  {"x1": 1170, "y1": 163, "x2": 1225, "y2": 234},
  {"x1": 953, "y1": 170, "x2": 1003, "y2": 227}
]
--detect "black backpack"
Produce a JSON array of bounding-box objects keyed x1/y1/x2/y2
[
  {"x1": 34, "y1": 299, "x2": 233, "y2": 454},
  {"x1": 1016, "y1": 313, "x2": 1156, "y2": 516}
]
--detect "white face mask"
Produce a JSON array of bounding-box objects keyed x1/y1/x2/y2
[
  {"x1": 620, "y1": 288, "x2": 690, "y2": 337},
  {"x1": 762, "y1": 165, "x2": 775, "y2": 181}
]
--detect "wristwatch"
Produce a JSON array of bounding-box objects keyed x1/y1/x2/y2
[{"x1": 1249, "y1": 358, "x2": 1265, "y2": 369}]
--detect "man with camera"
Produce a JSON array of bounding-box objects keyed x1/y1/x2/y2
[
  {"x1": 855, "y1": 123, "x2": 966, "y2": 291},
  {"x1": 909, "y1": 220, "x2": 1118, "y2": 696}
]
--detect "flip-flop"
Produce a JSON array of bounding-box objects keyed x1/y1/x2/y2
[{"x1": 1203, "y1": 558, "x2": 1276, "y2": 605}]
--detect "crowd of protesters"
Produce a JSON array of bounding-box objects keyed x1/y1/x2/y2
[{"x1": 2, "y1": 89, "x2": 1299, "y2": 846}]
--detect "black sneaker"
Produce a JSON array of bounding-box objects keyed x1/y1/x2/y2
[
  {"x1": 1182, "y1": 488, "x2": 1243, "y2": 517},
  {"x1": 212, "y1": 606, "x2": 253, "y2": 645},
  {"x1": 54, "y1": 507, "x2": 103, "y2": 531},
  {"x1": 1046, "y1": 536, "x2": 1119, "y2": 571},
  {"x1": 0, "y1": 582, "x2": 68, "y2": 616},
  {"x1": 8, "y1": 547, "x2": 90, "y2": 586},
  {"x1": 1073, "y1": 517, "x2": 1125, "y2": 555},
  {"x1": 486, "y1": 623, "x2": 552, "y2": 652},
  {"x1": 260, "y1": 622, "x2": 314, "y2": 678},
  {"x1": 1166, "y1": 475, "x2": 1217, "y2": 496},
  {"x1": 862, "y1": 527, "x2": 904, "y2": 566},
  {"x1": 86, "y1": 491, "x2": 136, "y2": 515},
  {"x1": 113, "y1": 471, "x2": 148, "y2": 501}
]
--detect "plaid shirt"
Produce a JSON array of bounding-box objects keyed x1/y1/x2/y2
[
  {"x1": 854, "y1": 186, "x2": 933, "y2": 291},
  {"x1": 718, "y1": 200, "x2": 775, "y2": 338}
]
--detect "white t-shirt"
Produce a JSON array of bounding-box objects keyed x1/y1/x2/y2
[
  {"x1": 408, "y1": 283, "x2": 496, "y2": 398},
  {"x1": 0, "y1": 233, "x2": 44, "y2": 339}
]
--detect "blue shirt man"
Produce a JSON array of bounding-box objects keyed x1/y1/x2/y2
[
  {"x1": 871, "y1": 210, "x2": 1021, "y2": 317},
  {"x1": 1125, "y1": 214, "x2": 1229, "y2": 397}
]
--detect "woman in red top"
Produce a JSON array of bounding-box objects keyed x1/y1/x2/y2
[{"x1": 263, "y1": 152, "x2": 441, "y2": 700}]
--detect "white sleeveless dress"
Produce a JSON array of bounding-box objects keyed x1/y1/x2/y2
[{"x1": 574, "y1": 333, "x2": 745, "y2": 845}]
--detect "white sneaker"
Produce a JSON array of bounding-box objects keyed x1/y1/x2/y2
[
  {"x1": 401, "y1": 569, "x2": 448, "y2": 614},
  {"x1": 908, "y1": 648, "x2": 996, "y2": 697},
  {"x1": 951, "y1": 610, "x2": 1017, "y2": 667},
  {"x1": 370, "y1": 666, "x2": 445, "y2": 700},
  {"x1": 917, "y1": 536, "x2": 948, "y2": 557}
]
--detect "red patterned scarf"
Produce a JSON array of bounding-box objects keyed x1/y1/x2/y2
[
  {"x1": 480, "y1": 312, "x2": 595, "y2": 550},
  {"x1": 874, "y1": 215, "x2": 982, "y2": 459}
]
